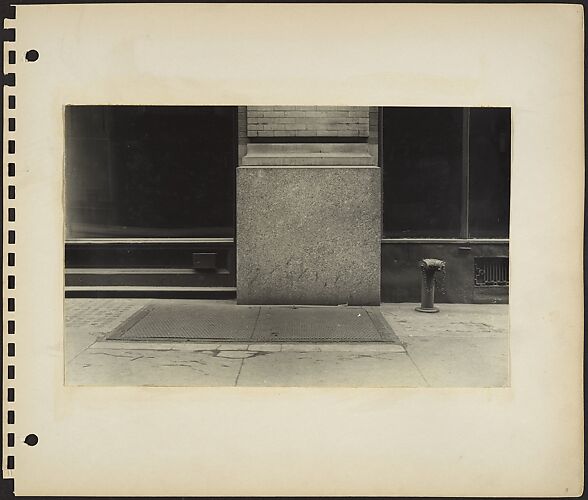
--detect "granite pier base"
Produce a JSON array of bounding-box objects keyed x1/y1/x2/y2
[{"x1": 236, "y1": 166, "x2": 381, "y2": 305}]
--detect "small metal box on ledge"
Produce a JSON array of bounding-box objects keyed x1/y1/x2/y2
[{"x1": 192, "y1": 252, "x2": 217, "y2": 270}]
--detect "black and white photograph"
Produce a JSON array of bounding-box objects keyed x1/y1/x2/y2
[{"x1": 64, "y1": 105, "x2": 511, "y2": 387}]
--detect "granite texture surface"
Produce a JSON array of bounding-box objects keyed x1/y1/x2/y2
[{"x1": 237, "y1": 166, "x2": 381, "y2": 305}]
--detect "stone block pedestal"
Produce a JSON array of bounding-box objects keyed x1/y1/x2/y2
[{"x1": 236, "y1": 166, "x2": 381, "y2": 305}]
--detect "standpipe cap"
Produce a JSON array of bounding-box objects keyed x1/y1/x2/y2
[{"x1": 420, "y1": 258, "x2": 446, "y2": 271}]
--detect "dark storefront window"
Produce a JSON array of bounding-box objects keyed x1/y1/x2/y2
[
  {"x1": 382, "y1": 107, "x2": 510, "y2": 239},
  {"x1": 382, "y1": 108, "x2": 463, "y2": 238},
  {"x1": 468, "y1": 108, "x2": 511, "y2": 238},
  {"x1": 65, "y1": 106, "x2": 236, "y2": 239}
]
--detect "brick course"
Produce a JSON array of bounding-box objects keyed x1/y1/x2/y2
[{"x1": 247, "y1": 106, "x2": 369, "y2": 138}]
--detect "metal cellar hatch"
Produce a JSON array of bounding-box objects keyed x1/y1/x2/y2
[
  {"x1": 106, "y1": 303, "x2": 401, "y2": 344},
  {"x1": 474, "y1": 257, "x2": 509, "y2": 286}
]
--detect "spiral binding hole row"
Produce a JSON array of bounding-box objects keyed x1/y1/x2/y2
[{"x1": 5, "y1": 28, "x2": 17, "y2": 471}]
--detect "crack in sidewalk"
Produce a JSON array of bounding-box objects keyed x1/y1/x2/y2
[
  {"x1": 234, "y1": 358, "x2": 246, "y2": 386},
  {"x1": 403, "y1": 348, "x2": 430, "y2": 387}
]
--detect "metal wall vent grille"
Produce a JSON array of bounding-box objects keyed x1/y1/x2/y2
[{"x1": 474, "y1": 257, "x2": 509, "y2": 286}]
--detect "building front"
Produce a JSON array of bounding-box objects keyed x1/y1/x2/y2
[{"x1": 65, "y1": 106, "x2": 510, "y2": 305}]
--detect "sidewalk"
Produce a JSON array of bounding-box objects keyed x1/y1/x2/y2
[{"x1": 65, "y1": 299, "x2": 509, "y2": 387}]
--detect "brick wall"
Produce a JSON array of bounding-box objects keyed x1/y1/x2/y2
[{"x1": 247, "y1": 106, "x2": 369, "y2": 138}]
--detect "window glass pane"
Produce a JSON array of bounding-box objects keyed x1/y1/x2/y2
[
  {"x1": 65, "y1": 106, "x2": 236, "y2": 239},
  {"x1": 382, "y1": 107, "x2": 463, "y2": 238},
  {"x1": 468, "y1": 108, "x2": 511, "y2": 238}
]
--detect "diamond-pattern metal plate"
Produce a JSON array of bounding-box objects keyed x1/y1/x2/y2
[
  {"x1": 252, "y1": 306, "x2": 383, "y2": 342},
  {"x1": 107, "y1": 302, "x2": 399, "y2": 344},
  {"x1": 109, "y1": 302, "x2": 259, "y2": 341}
]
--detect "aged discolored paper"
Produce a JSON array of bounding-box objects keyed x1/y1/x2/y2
[{"x1": 2, "y1": 3, "x2": 584, "y2": 496}]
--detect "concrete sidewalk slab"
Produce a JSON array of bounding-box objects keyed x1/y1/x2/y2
[
  {"x1": 89, "y1": 341, "x2": 223, "y2": 352},
  {"x1": 280, "y1": 343, "x2": 322, "y2": 352},
  {"x1": 247, "y1": 344, "x2": 282, "y2": 352},
  {"x1": 90, "y1": 340, "x2": 406, "y2": 354},
  {"x1": 68, "y1": 347, "x2": 244, "y2": 386},
  {"x1": 65, "y1": 299, "x2": 152, "y2": 362},
  {"x1": 381, "y1": 303, "x2": 508, "y2": 338},
  {"x1": 235, "y1": 350, "x2": 424, "y2": 387},
  {"x1": 404, "y1": 336, "x2": 509, "y2": 387}
]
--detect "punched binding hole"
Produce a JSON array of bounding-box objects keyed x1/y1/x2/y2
[
  {"x1": 25, "y1": 49, "x2": 39, "y2": 62},
  {"x1": 25, "y1": 434, "x2": 38, "y2": 446}
]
